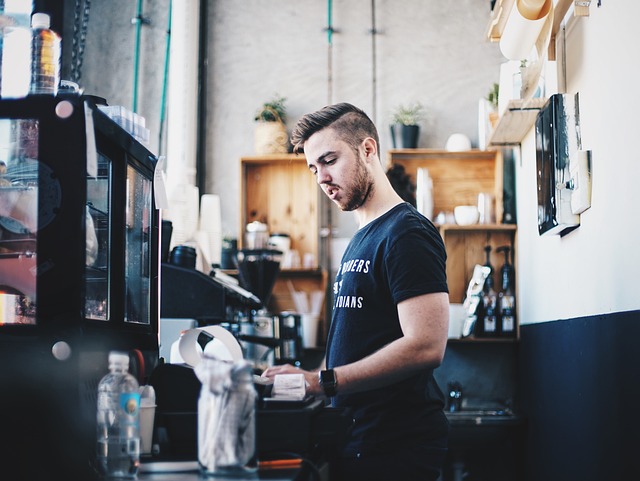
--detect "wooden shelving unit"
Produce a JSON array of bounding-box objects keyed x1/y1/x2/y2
[
  {"x1": 240, "y1": 154, "x2": 319, "y2": 263},
  {"x1": 240, "y1": 154, "x2": 329, "y2": 343},
  {"x1": 387, "y1": 150, "x2": 517, "y2": 306}
]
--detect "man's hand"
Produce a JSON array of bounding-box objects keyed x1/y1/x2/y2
[{"x1": 261, "y1": 364, "x2": 325, "y2": 397}]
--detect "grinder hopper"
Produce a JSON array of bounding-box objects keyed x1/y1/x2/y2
[{"x1": 236, "y1": 248, "x2": 282, "y2": 308}]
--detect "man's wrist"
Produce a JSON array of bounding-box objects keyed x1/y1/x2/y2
[{"x1": 318, "y1": 368, "x2": 338, "y2": 397}]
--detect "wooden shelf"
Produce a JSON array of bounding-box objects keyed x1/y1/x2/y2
[
  {"x1": 488, "y1": 98, "x2": 547, "y2": 146},
  {"x1": 439, "y1": 223, "x2": 517, "y2": 233},
  {"x1": 485, "y1": 0, "x2": 575, "y2": 60},
  {"x1": 386, "y1": 149, "x2": 504, "y2": 221}
]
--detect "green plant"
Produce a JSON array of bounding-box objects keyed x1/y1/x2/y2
[
  {"x1": 255, "y1": 95, "x2": 287, "y2": 123},
  {"x1": 391, "y1": 102, "x2": 425, "y2": 126},
  {"x1": 486, "y1": 82, "x2": 499, "y2": 109}
]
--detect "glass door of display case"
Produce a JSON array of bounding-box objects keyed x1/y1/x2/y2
[
  {"x1": 0, "y1": 117, "x2": 39, "y2": 324},
  {"x1": 85, "y1": 151, "x2": 111, "y2": 321},
  {"x1": 124, "y1": 163, "x2": 153, "y2": 325}
]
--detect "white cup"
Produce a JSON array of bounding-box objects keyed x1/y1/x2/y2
[
  {"x1": 301, "y1": 313, "x2": 320, "y2": 348},
  {"x1": 477, "y1": 192, "x2": 495, "y2": 224},
  {"x1": 139, "y1": 404, "x2": 156, "y2": 454}
]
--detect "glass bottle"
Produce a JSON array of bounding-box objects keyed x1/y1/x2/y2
[
  {"x1": 498, "y1": 245, "x2": 516, "y2": 338},
  {"x1": 482, "y1": 274, "x2": 499, "y2": 337}
]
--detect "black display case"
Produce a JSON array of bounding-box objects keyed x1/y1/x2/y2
[{"x1": 0, "y1": 95, "x2": 160, "y2": 478}]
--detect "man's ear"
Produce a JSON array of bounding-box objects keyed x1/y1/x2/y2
[{"x1": 362, "y1": 137, "x2": 378, "y2": 159}]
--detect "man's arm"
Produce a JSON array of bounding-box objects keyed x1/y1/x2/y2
[{"x1": 262, "y1": 291, "x2": 449, "y2": 397}]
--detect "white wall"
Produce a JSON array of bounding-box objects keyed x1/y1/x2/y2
[{"x1": 515, "y1": 0, "x2": 640, "y2": 324}]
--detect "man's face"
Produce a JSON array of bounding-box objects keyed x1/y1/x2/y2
[{"x1": 304, "y1": 128, "x2": 373, "y2": 212}]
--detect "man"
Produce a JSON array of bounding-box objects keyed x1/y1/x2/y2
[{"x1": 262, "y1": 103, "x2": 449, "y2": 481}]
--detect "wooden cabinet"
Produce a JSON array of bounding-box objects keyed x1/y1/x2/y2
[
  {"x1": 240, "y1": 154, "x2": 318, "y2": 264},
  {"x1": 240, "y1": 155, "x2": 329, "y2": 339},
  {"x1": 386, "y1": 149, "x2": 517, "y2": 308}
]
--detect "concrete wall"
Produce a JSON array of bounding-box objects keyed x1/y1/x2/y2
[
  {"x1": 59, "y1": 1, "x2": 640, "y2": 325},
  {"x1": 62, "y1": 0, "x2": 504, "y2": 238}
]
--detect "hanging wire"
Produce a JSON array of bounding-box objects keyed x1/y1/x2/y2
[
  {"x1": 158, "y1": 0, "x2": 173, "y2": 157},
  {"x1": 322, "y1": 0, "x2": 335, "y2": 331},
  {"x1": 131, "y1": 0, "x2": 151, "y2": 113},
  {"x1": 326, "y1": 0, "x2": 334, "y2": 104},
  {"x1": 370, "y1": 0, "x2": 378, "y2": 120},
  {"x1": 70, "y1": 0, "x2": 91, "y2": 84}
]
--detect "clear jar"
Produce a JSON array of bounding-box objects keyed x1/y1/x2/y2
[
  {"x1": 245, "y1": 221, "x2": 269, "y2": 249},
  {"x1": 195, "y1": 357, "x2": 257, "y2": 476}
]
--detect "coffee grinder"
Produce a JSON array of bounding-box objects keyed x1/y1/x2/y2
[{"x1": 235, "y1": 248, "x2": 303, "y2": 368}]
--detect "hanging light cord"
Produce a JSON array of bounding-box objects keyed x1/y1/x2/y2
[
  {"x1": 370, "y1": 0, "x2": 378, "y2": 120},
  {"x1": 325, "y1": 0, "x2": 334, "y2": 105},
  {"x1": 70, "y1": 0, "x2": 91, "y2": 84},
  {"x1": 158, "y1": 0, "x2": 173, "y2": 157}
]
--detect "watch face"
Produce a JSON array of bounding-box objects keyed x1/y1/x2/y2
[
  {"x1": 320, "y1": 369, "x2": 335, "y2": 384},
  {"x1": 320, "y1": 369, "x2": 337, "y2": 397}
]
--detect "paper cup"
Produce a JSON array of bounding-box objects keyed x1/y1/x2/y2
[
  {"x1": 301, "y1": 314, "x2": 319, "y2": 348},
  {"x1": 139, "y1": 405, "x2": 156, "y2": 454}
]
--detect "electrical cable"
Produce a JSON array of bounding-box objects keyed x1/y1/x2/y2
[
  {"x1": 323, "y1": 0, "x2": 335, "y2": 319},
  {"x1": 70, "y1": 0, "x2": 91, "y2": 84},
  {"x1": 131, "y1": 0, "x2": 145, "y2": 113},
  {"x1": 158, "y1": 0, "x2": 173, "y2": 157},
  {"x1": 326, "y1": 0, "x2": 334, "y2": 105},
  {"x1": 370, "y1": 0, "x2": 378, "y2": 120}
]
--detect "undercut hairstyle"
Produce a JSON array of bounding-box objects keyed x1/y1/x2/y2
[{"x1": 290, "y1": 102, "x2": 380, "y2": 156}]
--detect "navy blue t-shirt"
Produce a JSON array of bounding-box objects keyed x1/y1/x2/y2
[{"x1": 326, "y1": 202, "x2": 449, "y2": 457}]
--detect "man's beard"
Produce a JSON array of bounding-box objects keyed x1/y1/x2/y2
[{"x1": 339, "y1": 156, "x2": 373, "y2": 212}]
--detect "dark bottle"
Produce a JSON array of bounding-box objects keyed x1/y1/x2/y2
[
  {"x1": 497, "y1": 245, "x2": 516, "y2": 338},
  {"x1": 479, "y1": 245, "x2": 499, "y2": 337},
  {"x1": 481, "y1": 273, "x2": 499, "y2": 337}
]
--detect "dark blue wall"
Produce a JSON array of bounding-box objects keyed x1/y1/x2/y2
[{"x1": 519, "y1": 310, "x2": 640, "y2": 481}]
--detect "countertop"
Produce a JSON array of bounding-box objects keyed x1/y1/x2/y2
[{"x1": 138, "y1": 461, "x2": 323, "y2": 481}]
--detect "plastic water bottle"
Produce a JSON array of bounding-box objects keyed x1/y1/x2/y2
[
  {"x1": 96, "y1": 351, "x2": 141, "y2": 478},
  {"x1": 29, "y1": 12, "x2": 60, "y2": 95},
  {"x1": 0, "y1": 0, "x2": 33, "y2": 98}
]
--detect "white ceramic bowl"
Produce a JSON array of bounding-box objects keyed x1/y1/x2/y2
[
  {"x1": 454, "y1": 205, "x2": 479, "y2": 225},
  {"x1": 445, "y1": 133, "x2": 472, "y2": 151}
]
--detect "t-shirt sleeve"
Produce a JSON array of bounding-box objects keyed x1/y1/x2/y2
[{"x1": 385, "y1": 227, "x2": 448, "y2": 304}]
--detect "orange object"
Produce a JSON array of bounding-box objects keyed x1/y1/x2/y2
[{"x1": 258, "y1": 458, "x2": 303, "y2": 469}]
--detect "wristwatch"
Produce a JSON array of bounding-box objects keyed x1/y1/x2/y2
[{"x1": 319, "y1": 369, "x2": 338, "y2": 397}]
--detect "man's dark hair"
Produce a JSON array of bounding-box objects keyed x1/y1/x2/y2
[
  {"x1": 386, "y1": 163, "x2": 416, "y2": 207},
  {"x1": 290, "y1": 102, "x2": 380, "y2": 155}
]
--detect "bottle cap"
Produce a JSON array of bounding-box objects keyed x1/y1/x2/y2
[
  {"x1": 108, "y1": 351, "x2": 130, "y2": 368},
  {"x1": 31, "y1": 12, "x2": 50, "y2": 29}
]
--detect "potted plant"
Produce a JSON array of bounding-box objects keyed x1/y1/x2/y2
[
  {"x1": 486, "y1": 82, "x2": 500, "y2": 129},
  {"x1": 390, "y1": 102, "x2": 425, "y2": 149},
  {"x1": 254, "y1": 95, "x2": 289, "y2": 155},
  {"x1": 486, "y1": 82, "x2": 499, "y2": 110}
]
